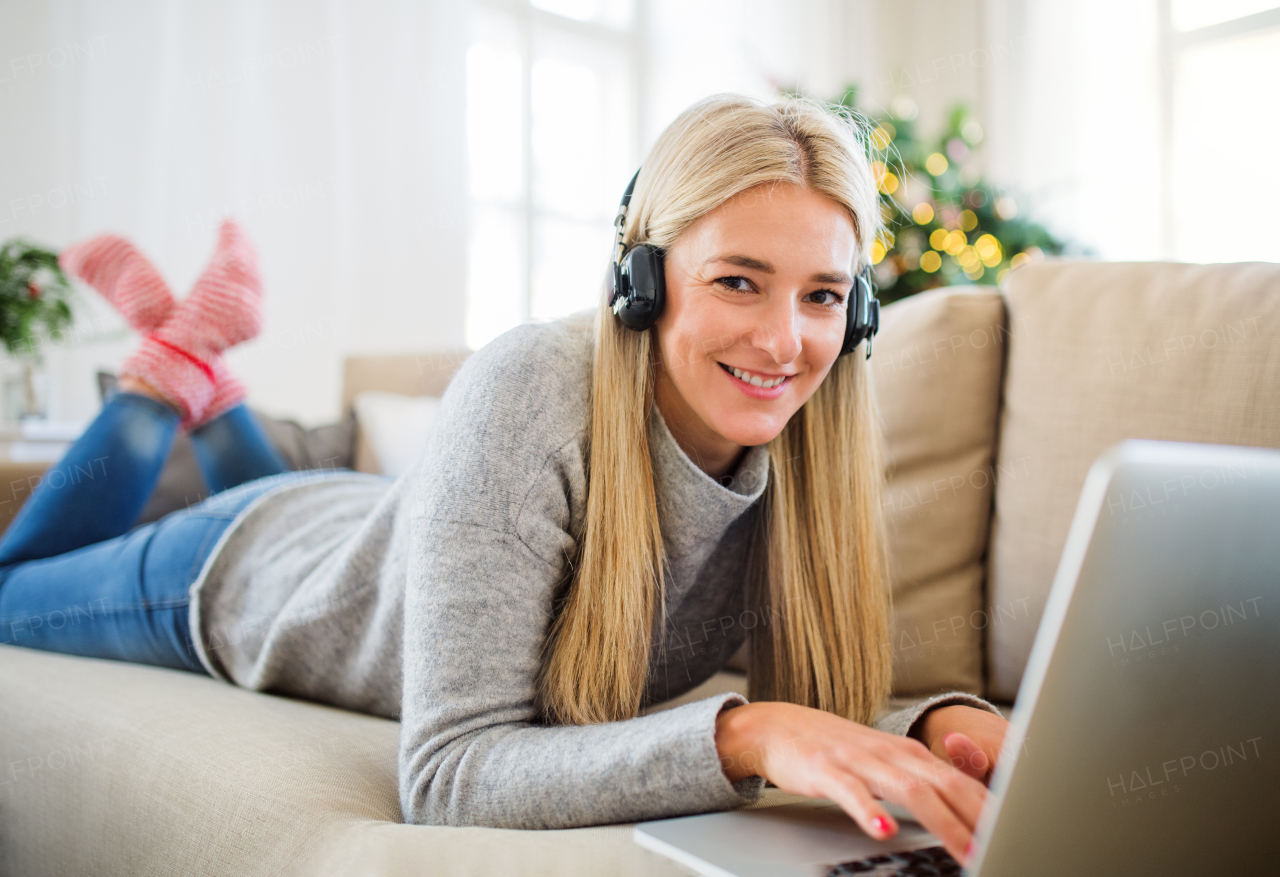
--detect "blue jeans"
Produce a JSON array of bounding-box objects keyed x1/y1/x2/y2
[{"x1": 0, "y1": 393, "x2": 306, "y2": 674}]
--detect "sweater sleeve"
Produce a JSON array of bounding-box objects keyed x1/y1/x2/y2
[
  {"x1": 872, "y1": 691, "x2": 1006, "y2": 740},
  {"x1": 397, "y1": 325, "x2": 762, "y2": 829}
]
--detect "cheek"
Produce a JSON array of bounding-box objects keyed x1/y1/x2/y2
[
  {"x1": 813, "y1": 316, "x2": 848, "y2": 362},
  {"x1": 805, "y1": 357, "x2": 839, "y2": 393},
  {"x1": 785, "y1": 344, "x2": 839, "y2": 408},
  {"x1": 809, "y1": 323, "x2": 846, "y2": 373},
  {"x1": 667, "y1": 320, "x2": 729, "y2": 372}
]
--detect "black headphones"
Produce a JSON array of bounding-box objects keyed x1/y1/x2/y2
[{"x1": 606, "y1": 167, "x2": 880, "y2": 359}]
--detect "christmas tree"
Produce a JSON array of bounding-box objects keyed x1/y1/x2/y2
[{"x1": 787, "y1": 84, "x2": 1073, "y2": 305}]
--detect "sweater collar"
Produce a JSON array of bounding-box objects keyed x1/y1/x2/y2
[{"x1": 648, "y1": 400, "x2": 770, "y2": 558}]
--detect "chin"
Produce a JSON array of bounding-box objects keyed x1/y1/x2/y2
[{"x1": 709, "y1": 408, "x2": 791, "y2": 448}]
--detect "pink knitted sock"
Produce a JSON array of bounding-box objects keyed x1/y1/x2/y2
[
  {"x1": 59, "y1": 234, "x2": 175, "y2": 332},
  {"x1": 121, "y1": 220, "x2": 263, "y2": 426},
  {"x1": 197, "y1": 358, "x2": 247, "y2": 427}
]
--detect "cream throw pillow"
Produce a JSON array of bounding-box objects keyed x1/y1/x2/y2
[
  {"x1": 352, "y1": 391, "x2": 441, "y2": 477},
  {"x1": 986, "y1": 260, "x2": 1280, "y2": 701}
]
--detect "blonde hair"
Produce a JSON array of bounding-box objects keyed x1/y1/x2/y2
[{"x1": 536, "y1": 93, "x2": 892, "y2": 727}]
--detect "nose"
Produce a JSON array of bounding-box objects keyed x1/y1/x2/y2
[{"x1": 746, "y1": 295, "x2": 803, "y2": 364}]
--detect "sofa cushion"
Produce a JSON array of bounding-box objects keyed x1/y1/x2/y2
[
  {"x1": 986, "y1": 260, "x2": 1280, "y2": 701},
  {"x1": 872, "y1": 286, "x2": 1006, "y2": 697},
  {"x1": 0, "y1": 644, "x2": 729, "y2": 877}
]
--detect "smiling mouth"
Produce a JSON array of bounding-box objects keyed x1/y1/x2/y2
[{"x1": 717, "y1": 362, "x2": 791, "y2": 389}]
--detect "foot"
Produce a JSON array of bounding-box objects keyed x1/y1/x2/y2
[
  {"x1": 194, "y1": 358, "x2": 246, "y2": 428},
  {"x1": 117, "y1": 350, "x2": 246, "y2": 430},
  {"x1": 120, "y1": 219, "x2": 263, "y2": 425},
  {"x1": 59, "y1": 234, "x2": 176, "y2": 331},
  {"x1": 159, "y1": 218, "x2": 264, "y2": 357}
]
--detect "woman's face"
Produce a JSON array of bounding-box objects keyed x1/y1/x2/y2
[{"x1": 652, "y1": 181, "x2": 858, "y2": 478}]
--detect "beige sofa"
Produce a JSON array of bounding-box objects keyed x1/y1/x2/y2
[{"x1": 2, "y1": 260, "x2": 1276, "y2": 876}]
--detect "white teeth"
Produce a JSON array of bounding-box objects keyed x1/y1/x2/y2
[{"x1": 726, "y1": 365, "x2": 785, "y2": 390}]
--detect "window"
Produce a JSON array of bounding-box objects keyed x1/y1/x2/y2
[
  {"x1": 1160, "y1": 1, "x2": 1280, "y2": 261},
  {"x1": 465, "y1": 0, "x2": 644, "y2": 350}
]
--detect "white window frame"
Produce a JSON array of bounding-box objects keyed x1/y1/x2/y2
[
  {"x1": 1156, "y1": 2, "x2": 1280, "y2": 258},
  {"x1": 468, "y1": 0, "x2": 649, "y2": 328}
]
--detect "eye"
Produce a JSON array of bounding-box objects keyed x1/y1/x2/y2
[
  {"x1": 716, "y1": 275, "x2": 754, "y2": 293},
  {"x1": 807, "y1": 288, "x2": 847, "y2": 307}
]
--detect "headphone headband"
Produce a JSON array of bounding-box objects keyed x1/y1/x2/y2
[
  {"x1": 608, "y1": 166, "x2": 879, "y2": 359},
  {"x1": 606, "y1": 168, "x2": 642, "y2": 311}
]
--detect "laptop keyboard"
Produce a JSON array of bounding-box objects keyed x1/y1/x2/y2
[{"x1": 826, "y1": 844, "x2": 963, "y2": 876}]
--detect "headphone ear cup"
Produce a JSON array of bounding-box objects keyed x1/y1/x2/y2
[
  {"x1": 840, "y1": 272, "x2": 869, "y2": 355},
  {"x1": 841, "y1": 270, "x2": 883, "y2": 358},
  {"x1": 612, "y1": 244, "x2": 666, "y2": 331}
]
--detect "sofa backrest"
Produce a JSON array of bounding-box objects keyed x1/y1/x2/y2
[
  {"x1": 985, "y1": 260, "x2": 1280, "y2": 701},
  {"x1": 871, "y1": 286, "x2": 1006, "y2": 698},
  {"x1": 342, "y1": 351, "x2": 471, "y2": 412}
]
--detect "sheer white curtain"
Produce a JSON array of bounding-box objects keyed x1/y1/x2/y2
[{"x1": 0, "y1": 0, "x2": 469, "y2": 425}]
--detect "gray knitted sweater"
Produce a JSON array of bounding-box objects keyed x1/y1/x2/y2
[{"x1": 189, "y1": 315, "x2": 998, "y2": 830}]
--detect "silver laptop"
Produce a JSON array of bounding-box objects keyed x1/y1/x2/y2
[{"x1": 635, "y1": 439, "x2": 1280, "y2": 876}]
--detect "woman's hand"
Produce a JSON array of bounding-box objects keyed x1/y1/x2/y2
[
  {"x1": 915, "y1": 705, "x2": 1010, "y2": 786},
  {"x1": 715, "y1": 701, "x2": 988, "y2": 864}
]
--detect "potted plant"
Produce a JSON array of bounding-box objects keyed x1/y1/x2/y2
[{"x1": 0, "y1": 238, "x2": 75, "y2": 419}]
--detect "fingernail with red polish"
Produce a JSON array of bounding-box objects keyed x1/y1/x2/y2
[
  {"x1": 965, "y1": 841, "x2": 974, "y2": 859},
  {"x1": 870, "y1": 816, "x2": 892, "y2": 836}
]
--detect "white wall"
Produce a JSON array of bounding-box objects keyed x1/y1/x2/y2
[{"x1": 0, "y1": 0, "x2": 469, "y2": 426}]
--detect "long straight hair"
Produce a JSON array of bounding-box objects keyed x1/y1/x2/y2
[{"x1": 536, "y1": 94, "x2": 893, "y2": 727}]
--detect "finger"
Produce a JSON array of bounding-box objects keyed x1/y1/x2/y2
[
  {"x1": 834, "y1": 753, "x2": 975, "y2": 863},
  {"x1": 942, "y1": 733, "x2": 989, "y2": 782},
  {"x1": 815, "y1": 770, "x2": 900, "y2": 843},
  {"x1": 875, "y1": 774, "x2": 974, "y2": 863},
  {"x1": 880, "y1": 742, "x2": 987, "y2": 833}
]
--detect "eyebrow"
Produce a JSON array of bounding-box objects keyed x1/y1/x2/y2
[{"x1": 708, "y1": 254, "x2": 853, "y2": 286}]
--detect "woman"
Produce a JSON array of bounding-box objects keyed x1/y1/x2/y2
[{"x1": 0, "y1": 94, "x2": 1007, "y2": 863}]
